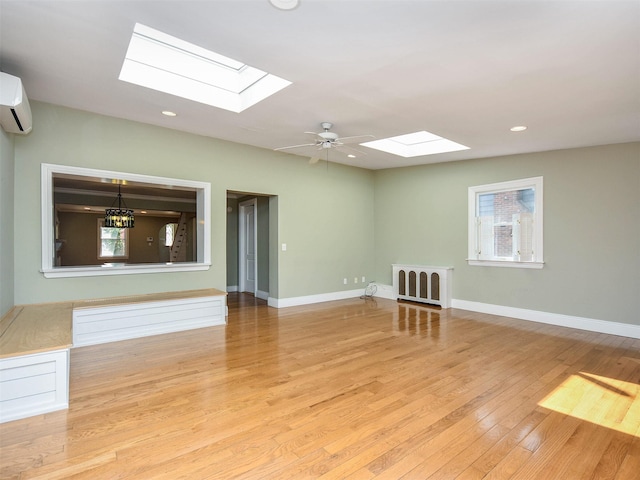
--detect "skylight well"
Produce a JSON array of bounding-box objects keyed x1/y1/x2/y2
[
  {"x1": 361, "y1": 131, "x2": 469, "y2": 157},
  {"x1": 119, "y1": 23, "x2": 291, "y2": 113}
]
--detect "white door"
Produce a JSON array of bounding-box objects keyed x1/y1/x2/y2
[{"x1": 239, "y1": 198, "x2": 257, "y2": 295}]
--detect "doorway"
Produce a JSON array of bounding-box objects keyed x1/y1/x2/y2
[
  {"x1": 238, "y1": 198, "x2": 257, "y2": 295},
  {"x1": 227, "y1": 192, "x2": 275, "y2": 302}
]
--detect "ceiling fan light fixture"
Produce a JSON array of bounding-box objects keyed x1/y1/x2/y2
[
  {"x1": 318, "y1": 132, "x2": 339, "y2": 141},
  {"x1": 275, "y1": 122, "x2": 374, "y2": 160}
]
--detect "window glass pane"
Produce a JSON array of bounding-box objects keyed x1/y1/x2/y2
[
  {"x1": 99, "y1": 226, "x2": 127, "y2": 258},
  {"x1": 164, "y1": 223, "x2": 178, "y2": 247},
  {"x1": 478, "y1": 193, "x2": 495, "y2": 217},
  {"x1": 495, "y1": 223, "x2": 513, "y2": 258},
  {"x1": 100, "y1": 227, "x2": 122, "y2": 240},
  {"x1": 476, "y1": 187, "x2": 536, "y2": 261},
  {"x1": 518, "y1": 188, "x2": 535, "y2": 211}
]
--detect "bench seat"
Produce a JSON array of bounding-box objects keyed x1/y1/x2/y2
[
  {"x1": 0, "y1": 288, "x2": 226, "y2": 423},
  {"x1": 0, "y1": 303, "x2": 73, "y2": 359}
]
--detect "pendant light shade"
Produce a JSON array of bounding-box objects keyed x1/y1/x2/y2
[{"x1": 105, "y1": 185, "x2": 135, "y2": 228}]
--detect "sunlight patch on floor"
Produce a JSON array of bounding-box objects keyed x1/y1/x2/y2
[{"x1": 539, "y1": 372, "x2": 640, "y2": 436}]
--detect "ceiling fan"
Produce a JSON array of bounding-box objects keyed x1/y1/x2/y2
[{"x1": 275, "y1": 122, "x2": 374, "y2": 164}]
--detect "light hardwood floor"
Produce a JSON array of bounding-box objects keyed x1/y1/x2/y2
[{"x1": 1, "y1": 294, "x2": 638, "y2": 479}]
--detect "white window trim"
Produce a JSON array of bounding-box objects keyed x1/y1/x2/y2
[
  {"x1": 41, "y1": 163, "x2": 211, "y2": 278},
  {"x1": 467, "y1": 176, "x2": 544, "y2": 269}
]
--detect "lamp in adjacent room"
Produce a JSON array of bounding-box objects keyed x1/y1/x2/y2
[{"x1": 105, "y1": 184, "x2": 135, "y2": 228}]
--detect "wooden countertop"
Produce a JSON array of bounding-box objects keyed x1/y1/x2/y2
[
  {"x1": 0, "y1": 289, "x2": 227, "y2": 358},
  {"x1": 0, "y1": 303, "x2": 73, "y2": 359},
  {"x1": 72, "y1": 288, "x2": 227, "y2": 309}
]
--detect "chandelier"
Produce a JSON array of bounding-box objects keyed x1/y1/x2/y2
[{"x1": 105, "y1": 184, "x2": 135, "y2": 228}]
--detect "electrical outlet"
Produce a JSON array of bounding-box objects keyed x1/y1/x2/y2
[
  {"x1": 343, "y1": 278, "x2": 347, "y2": 285},
  {"x1": 362, "y1": 276, "x2": 366, "y2": 283},
  {"x1": 354, "y1": 277, "x2": 358, "y2": 284}
]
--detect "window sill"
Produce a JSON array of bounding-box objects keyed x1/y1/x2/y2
[
  {"x1": 41, "y1": 262, "x2": 211, "y2": 278},
  {"x1": 467, "y1": 259, "x2": 544, "y2": 269}
]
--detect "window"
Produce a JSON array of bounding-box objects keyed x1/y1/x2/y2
[
  {"x1": 361, "y1": 130, "x2": 469, "y2": 157},
  {"x1": 164, "y1": 223, "x2": 178, "y2": 247},
  {"x1": 41, "y1": 163, "x2": 211, "y2": 278},
  {"x1": 119, "y1": 23, "x2": 291, "y2": 113},
  {"x1": 98, "y1": 220, "x2": 129, "y2": 259},
  {"x1": 468, "y1": 177, "x2": 543, "y2": 268}
]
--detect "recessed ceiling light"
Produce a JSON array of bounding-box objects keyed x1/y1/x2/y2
[
  {"x1": 83, "y1": 207, "x2": 91, "y2": 210},
  {"x1": 119, "y1": 23, "x2": 292, "y2": 113},
  {"x1": 510, "y1": 125, "x2": 527, "y2": 132},
  {"x1": 140, "y1": 210, "x2": 147, "y2": 214},
  {"x1": 269, "y1": 0, "x2": 300, "y2": 10},
  {"x1": 347, "y1": 154, "x2": 356, "y2": 158},
  {"x1": 162, "y1": 110, "x2": 177, "y2": 117},
  {"x1": 361, "y1": 131, "x2": 469, "y2": 158}
]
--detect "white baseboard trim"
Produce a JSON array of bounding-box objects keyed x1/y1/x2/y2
[
  {"x1": 374, "y1": 283, "x2": 639, "y2": 338},
  {"x1": 451, "y1": 299, "x2": 640, "y2": 339},
  {"x1": 228, "y1": 287, "x2": 268, "y2": 300},
  {"x1": 268, "y1": 289, "x2": 364, "y2": 308},
  {"x1": 266, "y1": 284, "x2": 640, "y2": 339},
  {"x1": 373, "y1": 283, "x2": 395, "y2": 300}
]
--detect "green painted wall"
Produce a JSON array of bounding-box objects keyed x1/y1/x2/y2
[
  {"x1": 373, "y1": 143, "x2": 640, "y2": 325},
  {"x1": 0, "y1": 127, "x2": 15, "y2": 316},
  {"x1": 12, "y1": 102, "x2": 375, "y2": 304},
  {"x1": 257, "y1": 196, "x2": 270, "y2": 294},
  {"x1": 226, "y1": 197, "x2": 239, "y2": 288},
  {"x1": 9, "y1": 102, "x2": 638, "y2": 327}
]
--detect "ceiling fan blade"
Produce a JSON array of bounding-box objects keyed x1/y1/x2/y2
[
  {"x1": 274, "y1": 142, "x2": 317, "y2": 151},
  {"x1": 337, "y1": 134, "x2": 375, "y2": 144}
]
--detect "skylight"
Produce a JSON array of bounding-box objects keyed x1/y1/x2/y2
[
  {"x1": 361, "y1": 131, "x2": 469, "y2": 157},
  {"x1": 119, "y1": 23, "x2": 291, "y2": 113}
]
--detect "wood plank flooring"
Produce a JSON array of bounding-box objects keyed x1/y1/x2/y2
[{"x1": 1, "y1": 294, "x2": 638, "y2": 479}]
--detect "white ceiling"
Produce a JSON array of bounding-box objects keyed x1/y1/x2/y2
[{"x1": 1, "y1": 0, "x2": 638, "y2": 170}]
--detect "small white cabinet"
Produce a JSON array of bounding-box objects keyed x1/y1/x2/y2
[{"x1": 0, "y1": 349, "x2": 69, "y2": 423}]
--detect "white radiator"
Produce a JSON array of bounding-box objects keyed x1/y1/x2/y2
[{"x1": 392, "y1": 264, "x2": 453, "y2": 308}]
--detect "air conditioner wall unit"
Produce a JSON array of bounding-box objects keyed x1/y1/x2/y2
[{"x1": 0, "y1": 72, "x2": 33, "y2": 134}]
